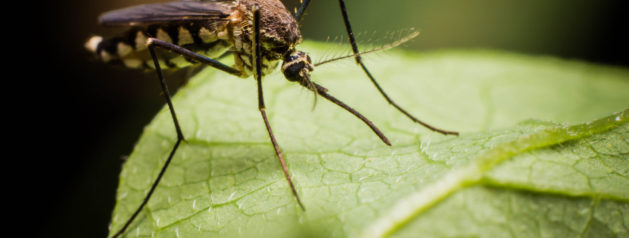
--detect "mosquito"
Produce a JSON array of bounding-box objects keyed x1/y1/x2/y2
[{"x1": 85, "y1": 0, "x2": 458, "y2": 237}]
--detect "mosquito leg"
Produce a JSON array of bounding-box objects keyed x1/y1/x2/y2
[
  {"x1": 111, "y1": 141, "x2": 182, "y2": 238},
  {"x1": 294, "y1": 0, "x2": 312, "y2": 21},
  {"x1": 111, "y1": 39, "x2": 244, "y2": 238},
  {"x1": 335, "y1": 0, "x2": 458, "y2": 136},
  {"x1": 147, "y1": 38, "x2": 242, "y2": 77},
  {"x1": 111, "y1": 44, "x2": 186, "y2": 238},
  {"x1": 253, "y1": 5, "x2": 305, "y2": 210},
  {"x1": 147, "y1": 32, "x2": 310, "y2": 213}
]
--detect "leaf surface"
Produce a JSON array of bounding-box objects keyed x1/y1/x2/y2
[{"x1": 109, "y1": 42, "x2": 629, "y2": 238}]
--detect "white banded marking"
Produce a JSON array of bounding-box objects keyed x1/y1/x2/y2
[
  {"x1": 156, "y1": 28, "x2": 173, "y2": 43},
  {"x1": 135, "y1": 31, "x2": 148, "y2": 50},
  {"x1": 122, "y1": 59, "x2": 143, "y2": 69},
  {"x1": 85, "y1": 36, "x2": 102, "y2": 53},
  {"x1": 198, "y1": 27, "x2": 217, "y2": 43},
  {"x1": 178, "y1": 27, "x2": 194, "y2": 45},
  {"x1": 217, "y1": 29, "x2": 229, "y2": 40},
  {"x1": 117, "y1": 42, "x2": 133, "y2": 57},
  {"x1": 100, "y1": 51, "x2": 112, "y2": 62}
]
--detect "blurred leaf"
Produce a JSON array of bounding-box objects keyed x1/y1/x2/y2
[{"x1": 109, "y1": 41, "x2": 629, "y2": 238}]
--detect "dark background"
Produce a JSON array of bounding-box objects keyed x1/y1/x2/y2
[{"x1": 34, "y1": 0, "x2": 627, "y2": 237}]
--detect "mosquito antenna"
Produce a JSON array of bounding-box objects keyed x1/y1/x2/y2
[{"x1": 314, "y1": 31, "x2": 419, "y2": 67}]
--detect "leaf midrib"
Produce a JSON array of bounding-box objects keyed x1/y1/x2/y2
[{"x1": 362, "y1": 109, "x2": 628, "y2": 238}]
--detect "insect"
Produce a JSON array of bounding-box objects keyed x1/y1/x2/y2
[{"x1": 86, "y1": 0, "x2": 458, "y2": 237}]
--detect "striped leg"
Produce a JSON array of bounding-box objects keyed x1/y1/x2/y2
[{"x1": 294, "y1": 0, "x2": 459, "y2": 136}]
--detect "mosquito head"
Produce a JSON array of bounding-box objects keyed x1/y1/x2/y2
[{"x1": 282, "y1": 50, "x2": 314, "y2": 84}]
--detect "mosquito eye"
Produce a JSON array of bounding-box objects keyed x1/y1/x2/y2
[
  {"x1": 284, "y1": 53, "x2": 299, "y2": 62},
  {"x1": 282, "y1": 61, "x2": 305, "y2": 82}
]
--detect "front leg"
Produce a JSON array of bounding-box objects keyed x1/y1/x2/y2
[
  {"x1": 335, "y1": 0, "x2": 458, "y2": 135},
  {"x1": 252, "y1": 4, "x2": 305, "y2": 210}
]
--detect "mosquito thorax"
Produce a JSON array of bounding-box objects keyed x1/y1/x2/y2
[
  {"x1": 231, "y1": 0, "x2": 302, "y2": 77},
  {"x1": 281, "y1": 50, "x2": 314, "y2": 83}
]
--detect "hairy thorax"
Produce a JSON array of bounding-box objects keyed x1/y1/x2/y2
[{"x1": 229, "y1": 0, "x2": 302, "y2": 77}]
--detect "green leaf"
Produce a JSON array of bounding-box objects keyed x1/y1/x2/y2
[{"x1": 109, "y1": 41, "x2": 629, "y2": 238}]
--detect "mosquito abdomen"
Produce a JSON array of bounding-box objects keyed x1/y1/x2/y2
[{"x1": 85, "y1": 22, "x2": 232, "y2": 70}]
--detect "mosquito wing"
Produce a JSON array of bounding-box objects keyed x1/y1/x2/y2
[{"x1": 99, "y1": 0, "x2": 237, "y2": 26}]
